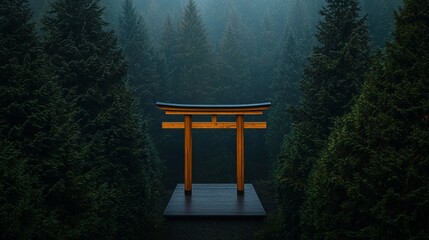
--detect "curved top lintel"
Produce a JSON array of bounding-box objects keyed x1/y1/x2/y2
[
  {"x1": 156, "y1": 101, "x2": 271, "y2": 115},
  {"x1": 156, "y1": 102, "x2": 271, "y2": 109}
]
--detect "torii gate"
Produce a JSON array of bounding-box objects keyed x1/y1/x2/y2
[{"x1": 156, "y1": 102, "x2": 271, "y2": 195}]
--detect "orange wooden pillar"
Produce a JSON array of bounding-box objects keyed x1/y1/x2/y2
[
  {"x1": 236, "y1": 115, "x2": 244, "y2": 193},
  {"x1": 184, "y1": 115, "x2": 192, "y2": 194}
]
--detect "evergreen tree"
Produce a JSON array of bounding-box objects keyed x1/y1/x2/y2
[
  {"x1": 275, "y1": 0, "x2": 370, "y2": 239},
  {"x1": 0, "y1": 0, "x2": 85, "y2": 239},
  {"x1": 89, "y1": 83, "x2": 162, "y2": 239},
  {"x1": 203, "y1": 0, "x2": 232, "y2": 45},
  {"x1": 251, "y1": 12, "x2": 280, "y2": 101},
  {"x1": 287, "y1": 0, "x2": 315, "y2": 46},
  {"x1": 43, "y1": 0, "x2": 162, "y2": 238},
  {"x1": 266, "y1": 33, "x2": 303, "y2": 164},
  {"x1": 118, "y1": 0, "x2": 159, "y2": 117},
  {"x1": 302, "y1": 0, "x2": 429, "y2": 238},
  {"x1": 177, "y1": 0, "x2": 215, "y2": 102},
  {"x1": 159, "y1": 16, "x2": 179, "y2": 102},
  {"x1": 217, "y1": 11, "x2": 251, "y2": 103}
]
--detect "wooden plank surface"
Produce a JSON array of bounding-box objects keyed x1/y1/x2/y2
[{"x1": 163, "y1": 184, "x2": 266, "y2": 218}]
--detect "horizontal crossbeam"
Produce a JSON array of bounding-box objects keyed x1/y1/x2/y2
[
  {"x1": 162, "y1": 122, "x2": 267, "y2": 129},
  {"x1": 164, "y1": 111, "x2": 264, "y2": 115}
]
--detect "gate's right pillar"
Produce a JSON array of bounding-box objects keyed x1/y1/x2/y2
[{"x1": 236, "y1": 115, "x2": 244, "y2": 193}]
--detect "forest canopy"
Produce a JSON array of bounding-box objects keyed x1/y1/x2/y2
[{"x1": 1, "y1": 0, "x2": 427, "y2": 239}]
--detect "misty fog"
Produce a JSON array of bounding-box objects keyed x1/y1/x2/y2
[{"x1": 3, "y1": 0, "x2": 428, "y2": 239}]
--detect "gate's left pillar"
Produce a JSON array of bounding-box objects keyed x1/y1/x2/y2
[{"x1": 184, "y1": 115, "x2": 192, "y2": 194}]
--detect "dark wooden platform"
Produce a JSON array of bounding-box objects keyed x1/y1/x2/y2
[{"x1": 163, "y1": 184, "x2": 266, "y2": 218}]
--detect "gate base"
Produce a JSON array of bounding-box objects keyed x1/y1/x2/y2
[{"x1": 163, "y1": 184, "x2": 266, "y2": 218}]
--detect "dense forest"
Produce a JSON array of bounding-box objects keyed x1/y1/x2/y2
[{"x1": 1, "y1": 0, "x2": 427, "y2": 239}]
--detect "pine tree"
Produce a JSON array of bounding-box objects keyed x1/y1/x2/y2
[
  {"x1": 203, "y1": 0, "x2": 233, "y2": 45},
  {"x1": 43, "y1": 0, "x2": 162, "y2": 238},
  {"x1": 302, "y1": 0, "x2": 429, "y2": 238},
  {"x1": 275, "y1": 0, "x2": 370, "y2": 239},
  {"x1": 217, "y1": 11, "x2": 251, "y2": 103},
  {"x1": 177, "y1": 0, "x2": 215, "y2": 102},
  {"x1": 266, "y1": 33, "x2": 303, "y2": 164},
  {"x1": 89, "y1": 83, "x2": 162, "y2": 238},
  {"x1": 160, "y1": 16, "x2": 179, "y2": 101},
  {"x1": 0, "y1": 0, "x2": 85, "y2": 239},
  {"x1": 287, "y1": 0, "x2": 315, "y2": 46},
  {"x1": 118, "y1": 0, "x2": 159, "y2": 116},
  {"x1": 252, "y1": 12, "x2": 280, "y2": 101},
  {"x1": 43, "y1": 0, "x2": 126, "y2": 126}
]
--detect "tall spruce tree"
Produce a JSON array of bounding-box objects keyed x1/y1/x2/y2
[
  {"x1": 0, "y1": 2, "x2": 50, "y2": 237},
  {"x1": 0, "y1": 0, "x2": 87, "y2": 239},
  {"x1": 301, "y1": 0, "x2": 429, "y2": 238},
  {"x1": 89, "y1": 82, "x2": 162, "y2": 239},
  {"x1": 160, "y1": 16, "x2": 179, "y2": 102},
  {"x1": 217, "y1": 11, "x2": 251, "y2": 103},
  {"x1": 275, "y1": 0, "x2": 370, "y2": 239},
  {"x1": 118, "y1": 0, "x2": 159, "y2": 116},
  {"x1": 43, "y1": 0, "x2": 162, "y2": 238},
  {"x1": 252, "y1": 12, "x2": 280, "y2": 101},
  {"x1": 266, "y1": 33, "x2": 303, "y2": 164},
  {"x1": 177, "y1": 0, "x2": 215, "y2": 102}
]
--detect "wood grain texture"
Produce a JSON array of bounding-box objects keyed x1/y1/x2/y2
[
  {"x1": 163, "y1": 184, "x2": 266, "y2": 218},
  {"x1": 158, "y1": 102, "x2": 271, "y2": 194},
  {"x1": 156, "y1": 102, "x2": 271, "y2": 109},
  {"x1": 164, "y1": 111, "x2": 264, "y2": 115},
  {"x1": 156, "y1": 102, "x2": 271, "y2": 115},
  {"x1": 162, "y1": 122, "x2": 267, "y2": 129},
  {"x1": 236, "y1": 115, "x2": 244, "y2": 192},
  {"x1": 184, "y1": 115, "x2": 192, "y2": 193}
]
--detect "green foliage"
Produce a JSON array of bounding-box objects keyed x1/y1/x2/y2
[
  {"x1": 302, "y1": 0, "x2": 429, "y2": 238},
  {"x1": 159, "y1": 16, "x2": 179, "y2": 102},
  {"x1": 266, "y1": 33, "x2": 305, "y2": 164},
  {"x1": 274, "y1": 0, "x2": 370, "y2": 239},
  {"x1": 0, "y1": 0, "x2": 86, "y2": 239},
  {"x1": 0, "y1": 140, "x2": 40, "y2": 240},
  {"x1": 41, "y1": 0, "x2": 163, "y2": 238},
  {"x1": 4, "y1": 0, "x2": 425, "y2": 238},
  {"x1": 43, "y1": 0, "x2": 126, "y2": 126},
  {"x1": 85, "y1": 83, "x2": 162, "y2": 239},
  {"x1": 176, "y1": 0, "x2": 215, "y2": 102},
  {"x1": 118, "y1": 0, "x2": 160, "y2": 116},
  {"x1": 217, "y1": 11, "x2": 251, "y2": 103},
  {"x1": 251, "y1": 13, "x2": 281, "y2": 102}
]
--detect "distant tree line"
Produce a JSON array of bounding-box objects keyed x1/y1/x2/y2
[
  {"x1": 2, "y1": 0, "x2": 426, "y2": 239},
  {"x1": 24, "y1": 0, "x2": 403, "y2": 184}
]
